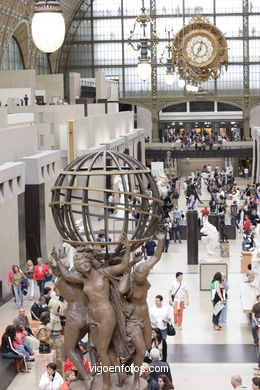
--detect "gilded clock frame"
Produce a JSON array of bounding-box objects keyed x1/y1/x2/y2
[{"x1": 172, "y1": 15, "x2": 228, "y2": 83}]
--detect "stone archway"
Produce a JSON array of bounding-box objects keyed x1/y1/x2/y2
[{"x1": 12, "y1": 21, "x2": 30, "y2": 69}]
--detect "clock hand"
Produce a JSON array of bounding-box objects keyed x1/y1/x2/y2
[{"x1": 195, "y1": 41, "x2": 204, "y2": 56}]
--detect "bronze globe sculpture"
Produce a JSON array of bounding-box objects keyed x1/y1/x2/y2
[{"x1": 50, "y1": 151, "x2": 162, "y2": 258}]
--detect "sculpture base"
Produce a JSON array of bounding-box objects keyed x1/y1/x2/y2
[
  {"x1": 200, "y1": 256, "x2": 223, "y2": 263},
  {"x1": 220, "y1": 242, "x2": 230, "y2": 258},
  {"x1": 35, "y1": 350, "x2": 56, "y2": 387},
  {"x1": 70, "y1": 374, "x2": 148, "y2": 390}
]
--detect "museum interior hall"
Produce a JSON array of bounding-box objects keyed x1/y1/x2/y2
[{"x1": 0, "y1": 1, "x2": 260, "y2": 390}]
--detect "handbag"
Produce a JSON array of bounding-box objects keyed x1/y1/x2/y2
[
  {"x1": 212, "y1": 300, "x2": 225, "y2": 316},
  {"x1": 166, "y1": 320, "x2": 176, "y2": 336},
  {"x1": 45, "y1": 273, "x2": 52, "y2": 282}
]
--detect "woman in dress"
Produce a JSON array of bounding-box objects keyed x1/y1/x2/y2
[
  {"x1": 24, "y1": 260, "x2": 34, "y2": 300},
  {"x1": 157, "y1": 374, "x2": 174, "y2": 389},
  {"x1": 210, "y1": 272, "x2": 225, "y2": 331},
  {"x1": 12, "y1": 265, "x2": 26, "y2": 308}
]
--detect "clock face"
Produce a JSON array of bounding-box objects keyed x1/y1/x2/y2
[{"x1": 184, "y1": 34, "x2": 216, "y2": 66}]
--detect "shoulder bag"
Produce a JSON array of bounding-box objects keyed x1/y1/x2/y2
[{"x1": 167, "y1": 319, "x2": 176, "y2": 336}]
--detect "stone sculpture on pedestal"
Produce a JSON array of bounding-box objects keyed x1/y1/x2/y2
[
  {"x1": 36, "y1": 312, "x2": 51, "y2": 354},
  {"x1": 200, "y1": 221, "x2": 221, "y2": 262}
]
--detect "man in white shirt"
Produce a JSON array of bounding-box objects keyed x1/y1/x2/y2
[
  {"x1": 149, "y1": 295, "x2": 171, "y2": 340},
  {"x1": 169, "y1": 272, "x2": 189, "y2": 330},
  {"x1": 231, "y1": 375, "x2": 247, "y2": 389}
]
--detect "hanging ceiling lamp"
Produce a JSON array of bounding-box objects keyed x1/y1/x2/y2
[
  {"x1": 128, "y1": 0, "x2": 156, "y2": 81},
  {"x1": 160, "y1": 30, "x2": 176, "y2": 86},
  {"x1": 32, "y1": 0, "x2": 65, "y2": 53}
]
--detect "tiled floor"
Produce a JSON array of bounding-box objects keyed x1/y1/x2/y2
[{"x1": 3, "y1": 177, "x2": 258, "y2": 390}]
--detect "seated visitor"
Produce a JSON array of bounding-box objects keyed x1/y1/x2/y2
[
  {"x1": 31, "y1": 296, "x2": 49, "y2": 321},
  {"x1": 13, "y1": 322, "x2": 34, "y2": 361},
  {"x1": 0, "y1": 325, "x2": 29, "y2": 373}
]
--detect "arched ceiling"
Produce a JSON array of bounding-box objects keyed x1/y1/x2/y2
[{"x1": 0, "y1": 0, "x2": 84, "y2": 70}]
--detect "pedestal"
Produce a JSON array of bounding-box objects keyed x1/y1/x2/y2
[
  {"x1": 35, "y1": 349, "x2": 56, "y2": 387},
  {"x1": 220, "y1": 242, "x2": 230, "y2": 258},
  {"x1": 70, "y1": 374, "x2": 148, "y2": 389},
  {"x1": 187, "y1": 210, "x2": 198, "y2": 264},
  {"x1": 200, "y1": 263, "x2": 228, "y2": 291},
  {"x1": 241, "y1": 251, "x2": 252, "y2": 273},
  {"x1": 50, "y1": 333, "x2": 64, "y2": 374}
]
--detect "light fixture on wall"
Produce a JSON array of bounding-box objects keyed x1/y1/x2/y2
[
  {"x1": 31, "y1": 0, "x2": 65, "y2": 53},
  {"x1": 128, "y1": 0, "x2": 156, "y2": 81},
  {"x1": 160, "y1": 30, "x2": 176, "y2": 86}
]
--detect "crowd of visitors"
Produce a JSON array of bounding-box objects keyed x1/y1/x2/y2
[{"x1": 161, "y1": 131, "x2": 246, "y2": 148}]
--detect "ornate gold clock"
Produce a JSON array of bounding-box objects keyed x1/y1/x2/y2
[{"x1": 172, "y1": 15, "x2": 228, "y2": 83}]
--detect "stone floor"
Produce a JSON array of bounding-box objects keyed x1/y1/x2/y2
[{"x1": 3, "y1": 177, "x2": 258, "y2": 390}]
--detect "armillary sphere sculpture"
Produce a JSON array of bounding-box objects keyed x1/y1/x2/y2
[{"x1": 49, "y1": 151, "x2": 162, "y2": 258}]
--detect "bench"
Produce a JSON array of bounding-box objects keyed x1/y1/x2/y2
[
  {"x1": 240, "y1": 282, "x2": 257, "y2": 313},
  {"x1": 0, "y1": 355, "x2": 18, "y2": 389}
]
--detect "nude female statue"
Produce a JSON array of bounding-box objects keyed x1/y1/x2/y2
[
  {"x1": 119, "y1": 232, "x2": 164, "y2": 390},
  {"x1": 52, "y1": 235, "x2": 130, "y2": 390},
  {"x1": 50, "y1": 249, "x2": 95, "y2": 389}
]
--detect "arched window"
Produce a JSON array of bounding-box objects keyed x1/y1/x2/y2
[
  {"x1": 36, "y1": 52, "x2": 51, "y2": 74},
  {"x1": 2, "y1": 37, "x2": 24, "y2": 70}
]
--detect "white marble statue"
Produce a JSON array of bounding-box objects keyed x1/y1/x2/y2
[
  {"x1": 201, "y1": 171, "x2": 210, "y2": 200},
  {"x1": 251, "y1": 224, "x2": 260, "y2": 291},
  {"x1": 200, "y1": 221, "x2": 221, "y2": 261},
  {"x1": 61, "y1": 242, "x2": 76, "y2": 270},
  {"x1": 113, "y1": 174, "x2": 129, "y2": 217},
  {"x1": 154, "y1": 170, "x2": 168, "y2": 199},
  {"x1": 165, "y1": 151, "x2": 174, "y2": 169}
]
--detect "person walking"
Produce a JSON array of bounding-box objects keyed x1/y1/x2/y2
[
  {"x1": 145, "y1": 239, "x2": 157, "y2": 261},
  {"x1": 141, "y1": 363, "x2": 159, "y2": 390},
  {"x1": 149, "y1": 295, "x2": 171, "y2": 340},
  {"x1": 231, "y1": 375, "x2": 247, "y2": 389},
  {"x1": 157, "y1": 375, "x2": 174, "y2": 389},
  {"x1": 169, "y1": 272, "x2": 189, "y2": 330},
  {"x1": 251, "y1": 295, "x2": 260, "y2": 345},
  {"x1": 163, "y1": 218, "x2": 172, "y2": 253},
  {"x1": 210, "y1": 272, "x2": 225, "y2": 331},
  {"x1": 252, "y1": 377, "x2": 260, "y2": 390},
  {"x1": 149, "y1": 348, "x2": 172, "y2": 382},
  {"x1": 219, "y1": 273, "x2": 229, "y2": 324},
  {"x1": 172, "y1": 218, "x2": 181, "y2": 243},
  {"x1": 33, "y1": 258, "x2": 50, "y2": 297},
  {"x1": 24, "y1": 259, "x2": 35, "y2": 301},
  {"x1": 11, "y1": 265, "x2": 26, "y2": 308}
]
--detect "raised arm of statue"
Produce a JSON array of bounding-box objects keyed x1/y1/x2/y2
[
  {"x1": 51, "y1": 247, "x2": 83, "y2": 285},
  {"x1": 106, "y1": 234, "x2": 130, "y2": 276},
  {"x1": 130, "y1": 251, "x2": 143, "y2": 267}
]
